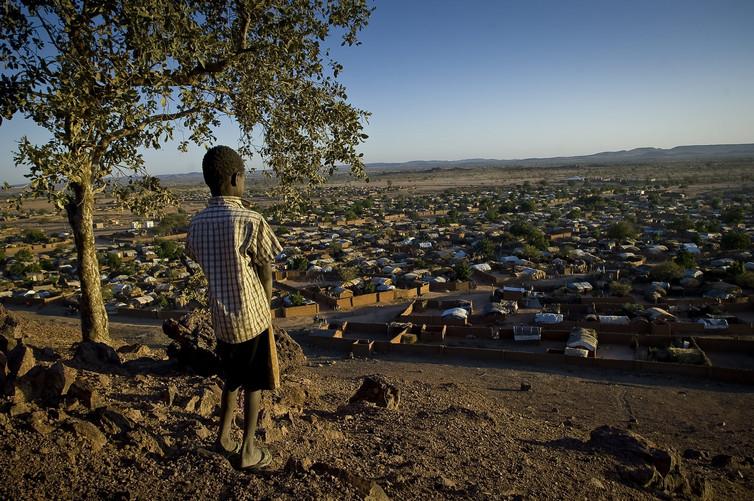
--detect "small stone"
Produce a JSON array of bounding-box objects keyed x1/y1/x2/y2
[
  {"x1": 71, "y1": 420, "x2": 107, "y2": 452},
  {"x1": 196, "y1": 387, "x2": 219, "y2": 418},
  {"x1": 683, "y1": 448, "x2": 703, "y2": 460},
  {"x1": 193, "y1": 421, "x2": 212, "y2": 440},
  {"x1": 520, "y1": 382, "x2": 531, "y2": 392},
  {"x1": 348, "y1": 375, "x2": 400, "y2": 410},
  {"x1": 126, "y1": 429, "x2": 164, "y2": 457},
  {"x1": 184, "y1": 395, "x2": 200, "y2": 413},
  {"x1": 589, "y1": 477, "x2": 605, "y2": 490},
  {"x1": 161, "y1": 384, "x2": 178, "y2": 407},
  {"x1": 362, "y1": 480, "x2": 390, "y2": 501},
  {"x1": 150, "y1": 406, "x2": 169, "y2": 422},
  {"x1": 48, "y1": 408, "x2": 68, "y2": 422},
  {"x1": 711, "y1": 454, "x2": 733, "y2": 468},
  {"x1": 117, "y1": 344, "x2": 152, "y2": 357},
  {"x1": 122, "y1": 408, "x2": 143, "y2": 423},
  {"x1": 9, "y1": 402, "x2": 32, "y2": 417},
  {"x1": 439, "y1": 476, "x2": 457, "y2": 489},
  {"x1": 29, "y1": 410, "x2": 54, "y2": 435}
]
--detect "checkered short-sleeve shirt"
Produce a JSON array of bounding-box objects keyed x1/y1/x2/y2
[{"x1": 186, "y1": 196, "x2": 282, "y2": 344}]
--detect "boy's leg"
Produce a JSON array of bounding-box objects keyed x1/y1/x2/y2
[
  {"x1": 240, "y1": 388, "x2": 262, "y2": 467},
  {"x1": 217, "y1": 383, "x2": 240, "y2": 452}
]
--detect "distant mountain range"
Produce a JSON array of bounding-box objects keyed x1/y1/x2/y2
[
  {"x1": 150, "y1": 143, "x2": 754, "y2": 184},
  {"x1": 364, "y1": 143, "x2": 754, "y2": 172}
]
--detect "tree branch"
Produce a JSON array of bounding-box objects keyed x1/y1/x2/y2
[{"x1": 94, "y1": 107, "x2": 203, "y2": 161}]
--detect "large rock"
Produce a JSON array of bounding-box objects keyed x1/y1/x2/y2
[
  {"x1": 0, "y1": 305, "x2": 20, "y2": 353},
  {"x1": 348, "y1": 374, "x2": 401, "y2": 410},
  {"x1": 126, "y1": 429, "x2": 165, "y2": 457},
  {"x1": 162, "y1": 309, "x2": 221, "y2": 376},
  {"x1": 67, "y1": 380, "x2": 103, "y2": 410},
  {"x1": 0, "y1": 351, "x2": 7, "y2": 389},
  {"x1": 588, "y1": 425, "x2": 696, "y2": 497},
  {"x1": 95, "y1": 406, "x2": 135, "y2": 435},
  {"x1": 162, "y1": 308, "x2": 305, "y2": 377},
  {"x1": 42, "y1": 361, "x2": 77, "y2": 401},
  {"x1": 72, "y1": 341, "x2": 121, "y2": 369},
  {"x1": 7, "y1": 342, "x2": 36, "y2": 378},
  {"x1": 12, "y1": 365, "x2": 47, "y2": 404},
  {"x1": 11, "y1": 361, "x2": 78, "y2": 405},
  {"x1": 70, "y1": 419, "x2": 107, "y2": 452}
]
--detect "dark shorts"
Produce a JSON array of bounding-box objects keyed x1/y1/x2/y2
[{"x1": 216, "y1": 330, "x2": 271, "y2": 391}]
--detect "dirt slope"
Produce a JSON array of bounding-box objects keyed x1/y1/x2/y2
[{"x1": 1, "y1": 310, "x2": 753, "y2": 500}]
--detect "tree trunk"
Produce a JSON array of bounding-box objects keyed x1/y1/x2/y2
[{"x1": 66, "y1": 181, "x2": 111, "y2": 344}]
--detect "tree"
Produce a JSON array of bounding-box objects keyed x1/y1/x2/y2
[
  {"x1": 673, "y1": 249, "x2": 696, "y2": 269},
  {"x1": 475, "y1": 238, "x2": 496, "y2": 260},
  {"x1": 15, "y1": 249, "x2": 34, "y2": 262},
  {"x1": 668, "y1": 215, "x2": 693, "y2": 232},
  {"x1": 721, "y1": 206, "x2": 744, "y2": 225},
  {"x1": 156, "y1": 211, "x2": 188, "y2": 236},
  {"x1": 288, "y1": 255, "x2": 309, "y2": 272},
  {"x1": 606, "y1": 220, "x2": 638, "y2": 240},
  {"x1": 287, "y1": 291, "x2": 306, "y2": 306},
  {"x1": 609, "y1": 281, "x2": 632, "y2": 297},
  {"x1": 155, "y1": 239, "x2": 183, "y2": 260},
  {"x1": 2, "y1": 1, "x2": 371, "y2": 343},
  {"x1": 650, "y1": 261, "x2": 683, "y2": 282},
  {"x1": 735, "y1": 271, "x2": 754, "y2": 289},
  {"x1": 453, "y1": 261, "x2": 471, "y2": 281},
  {"x1": 336, "y1": 265, "x2": 358, "y2": 282},
  {"x1": 720, "y1": 231, "x2": 751, "y2": 251},
  {"x1": 23, "y1": 228, "x2": 48, "y2": 243}
]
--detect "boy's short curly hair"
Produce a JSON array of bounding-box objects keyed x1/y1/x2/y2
[{"x1": 202, "y1": 145, "x2": 244, "y2": 191}]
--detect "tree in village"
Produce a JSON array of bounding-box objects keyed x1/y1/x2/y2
[{"x1": 1, "y1": 0, "x2": 372, "y2": 344}]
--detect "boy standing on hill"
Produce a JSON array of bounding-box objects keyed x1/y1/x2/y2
[{"x1": 186, "y1": 145, "x2": 282, "y2": 471}]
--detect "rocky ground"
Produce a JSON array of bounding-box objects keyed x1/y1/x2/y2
[{"x1": 1, "y1": 305, "x2": 753, "y2": 500}]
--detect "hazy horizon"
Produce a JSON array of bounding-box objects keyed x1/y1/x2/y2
[{"x1": 2, "y1": 0, "x2": 754, "y2": 185}]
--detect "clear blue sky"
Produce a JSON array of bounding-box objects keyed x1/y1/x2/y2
[{"x1": 2, "y1": 0, "x2": 754, "y2": 184}]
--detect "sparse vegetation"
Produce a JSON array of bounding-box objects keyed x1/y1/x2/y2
[
  {"x1": 607, "y1": 220, "x2": 638, "y2": 240},
  {"x1": 650, "y1": 261, "x2": 684, "y2": 282},
  {"x1": 720, "y1": 231, "x2": 751, "y2": 251}
]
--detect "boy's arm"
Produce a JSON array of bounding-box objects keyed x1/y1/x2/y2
[
  {"x1": 249, "y1": 216, "x2": 282, "y2": 307},
  {"x1": 256, "y1": 262, "x2": 273, "y2": 305}
]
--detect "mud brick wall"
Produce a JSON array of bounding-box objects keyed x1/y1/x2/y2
[{"x1": 283, "y1": 303, "x2": 319, "y2": 318}]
